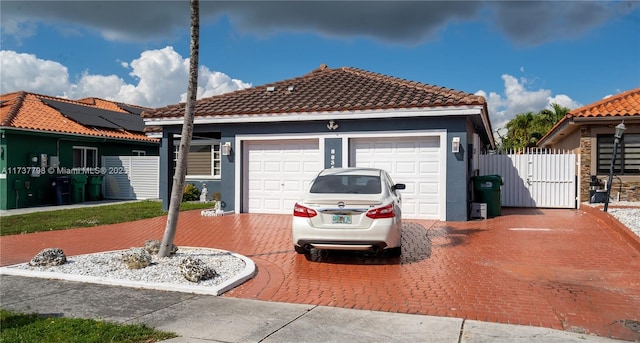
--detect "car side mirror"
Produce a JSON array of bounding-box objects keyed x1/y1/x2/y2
[{"x1": 393, "y1": 183, "x2": 406, "y2": 190}]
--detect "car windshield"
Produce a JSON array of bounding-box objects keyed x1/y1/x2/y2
[{"x1": 310, "y1": 175, "x2": 381, "y2": 194}]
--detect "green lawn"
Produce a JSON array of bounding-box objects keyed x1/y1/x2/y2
[
  {"x1": 0, "y1": 309, "x2": 177, "y2": 343},
  {"x1": 0, "y1": 201, "x2": 215, "y2": 236}
]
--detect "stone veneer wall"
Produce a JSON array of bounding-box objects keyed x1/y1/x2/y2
[
  {"x1": 579, "y1": 126, "x2": 592, "y2": 203},
  {"x1": 616, "y1": 182, "x2": 640, "y2": 202}
]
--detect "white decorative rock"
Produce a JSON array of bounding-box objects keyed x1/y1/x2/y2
[
  {"x1": 121, "y1": 248, "x2": 152, "y2": 269},
  {"x1": 29, "y1": 248, "x2": 67, "y2": 267},
  {"x1": 179, "y1": 256, "x2": 217, "y2": 282}
]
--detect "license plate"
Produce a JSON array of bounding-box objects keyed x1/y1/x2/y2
[{"x1": 332, "y1": 214, "x2": 352, "y2": 224}]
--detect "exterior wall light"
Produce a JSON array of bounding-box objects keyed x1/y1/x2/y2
[
  {"x1": 452, "y1": 137, "x2": 460, "y2": 153},
  {"x1": 604, "y1": 121, "x2": 626, "y2": 212},
  {"x1": 221, "y1": 142, "x2": 232, "y2": 156}
]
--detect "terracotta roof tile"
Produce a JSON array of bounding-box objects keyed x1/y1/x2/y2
[
  {"x1": 537, "y1": 88, "x2": 640, "y2": 147},
  {"x1": 0, "y1": 91, "x2": 157, "y2": 142},
  {"x1": 568, "y1": 87, "x2": 640, "y2": 118},
  {"x1": 143, "y1": 65, "x2": 486, "y2": 119}
]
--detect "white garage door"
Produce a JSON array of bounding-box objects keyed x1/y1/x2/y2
[
  {"x1": 244, "y1": 139, "x2": 322, "y2": 213},
  {"x1": 350, "y1": 136, "x2": 443, "y2": 220}
]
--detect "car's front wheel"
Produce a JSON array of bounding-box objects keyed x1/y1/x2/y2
[{"x1": 294, "y1": 245, "x2": 308, "y2": 254}]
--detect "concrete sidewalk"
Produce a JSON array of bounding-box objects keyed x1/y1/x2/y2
[{"x1": 0, "y1": 275, "x2": 625, "y2": 343}]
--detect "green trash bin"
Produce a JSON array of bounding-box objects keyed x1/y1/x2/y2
[
  {"x1": 87, "y1": 175, "x2": 103, "y2": 201},
  {"x1": 71, "y1": 174, "x2": 88, "y2": 203},
  {"x1": 472, "y1": 175, "x2": 503, "y2": 218}
]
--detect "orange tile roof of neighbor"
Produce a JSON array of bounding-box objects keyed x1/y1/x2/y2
[
  {"x1": 0, "y1": 91, "x2": 158, "y2": 142},
  {"x1": 142, "y1": 65, "x2": 488, "y2": 119},
  {"x1": 538, "y1": 87, "x2": 640, "y2": 147},
  {"x1": 569, "y1": 87, "x2": 640, "y2": 118}
]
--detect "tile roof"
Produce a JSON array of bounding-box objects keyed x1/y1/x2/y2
[
  {"x1": 0, "y1": 91, "x2": 158, "y2": 142},
  {"x1": 538, "y1": 88, "x2": 640, "y2": 147},
  {"x1": 568, "y1": 87, "x2": 640, "y2": 118},
  {"x1": 143, "y1": 65, "x2": 487, "y2": 119}
]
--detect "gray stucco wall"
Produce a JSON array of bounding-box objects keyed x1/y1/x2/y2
[
  {"x1": 159, "y1": 115, "x2": 482, "y2": 221},
  {"x1": 445, "y1": 118, "x2": 471, "y2": 221}
]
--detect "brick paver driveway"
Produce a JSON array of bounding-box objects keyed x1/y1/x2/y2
[{"x1": 1, "y1": 208, "x2": 639, "y2": 341}]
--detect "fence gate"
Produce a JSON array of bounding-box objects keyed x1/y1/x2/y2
[
  {"x1": 101, "y1": 156, "x2": 160, "y2": 200},
  {"x1": 478, "y1": 149, "x2": 576, "y2": 208}
]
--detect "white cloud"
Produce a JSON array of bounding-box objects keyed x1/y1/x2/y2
[
  {"x1": 476, "y1": 74, "x2": 583, "y2": 137},
  {"x1": 0, "y1": 50, "x2": 70, "y2": 95},
  {"x1": 0, "y1": 48, "x2": 251, "y2": 108}
]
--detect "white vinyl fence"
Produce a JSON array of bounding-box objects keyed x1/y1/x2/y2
[
  {"x1": 478, "y1": 149, "x2": 577, "y2": 208},
  {"x1": 101, "y1": 156, "x2": 160, "y2": 200}
]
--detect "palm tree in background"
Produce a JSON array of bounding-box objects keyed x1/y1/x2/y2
[
  {"x1": 501, "y1": 103, "x2": 570, "y2": 151},
  {"x1": 540, "y1": 103, "x2": 569, "y2": 126},
  {"x1": 502, "y1": 112, "x2": 535, "y2": 150}
]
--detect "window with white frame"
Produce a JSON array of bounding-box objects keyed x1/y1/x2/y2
[
  {"x1": 73, "y1": 146, "x2": 98, "y2": 168},
  {"x1": 597, "y1": 133, "x2": 640, "y2": 175},
  {"x1": 174, "y1": 141, "x2": 221, "y2": 177},
  {"x1": 132, "y1": 150, "x2": 146, "y2": 156}
]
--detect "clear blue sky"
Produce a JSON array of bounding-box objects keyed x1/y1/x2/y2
[{"x1": 1, "y1": 1, "x2": 639, "y2": 130}]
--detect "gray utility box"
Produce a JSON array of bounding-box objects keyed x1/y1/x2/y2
[{"x1": 471, "y1": 202, "x2": 487, "y2": 219}]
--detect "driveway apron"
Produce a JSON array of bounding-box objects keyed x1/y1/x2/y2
[{"x1": 1, "y1": 208, "x2": 639, "y2": 341}]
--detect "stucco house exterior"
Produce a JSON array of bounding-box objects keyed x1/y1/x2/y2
[
  {"x1": 143, "y1": 65, "x2": 495, "y2": 221},
  {"x1": 0, "y1": 91, "x2": 159, "y2": 210},
  {"x1": 538, "y1": 88, "x2": 640, "y2": 203}
]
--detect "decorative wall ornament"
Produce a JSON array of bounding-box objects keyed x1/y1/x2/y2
[{"x1": 327, "y1": 120, "x2": 339, "y2": 130}]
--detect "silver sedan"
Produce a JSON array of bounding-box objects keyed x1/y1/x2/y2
[{"x1": 292, "y1": 168, "x2": 405, "y2": 257}]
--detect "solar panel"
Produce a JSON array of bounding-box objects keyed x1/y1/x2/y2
[
  {"x1": 40, "y1": 98, "x2": 145, "y2": 132},
  {"x1": 117, "y1": 103, "x2": 145, "y2": 115},
  {"x1": 100, "y1": 111, "x2": 145, "y2": 132}
]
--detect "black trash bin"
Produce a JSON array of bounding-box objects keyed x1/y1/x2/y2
[
  {"x1": 52, "y1": 176, "x2": 71, "y2": 205},
  {"x1": 472, "y1": 175, "x2": 503, "y2": 218}
]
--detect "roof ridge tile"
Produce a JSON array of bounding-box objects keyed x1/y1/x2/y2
[{"x1": 1, "y1": 91, "x2": 27, "y2": 126}]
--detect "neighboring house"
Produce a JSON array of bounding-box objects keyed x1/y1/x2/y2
[
  {"x1": 538, "y1": 88, "x2": 640, "y2": 203},
  {"x1": 0, "y1": 91, "x2": 159, "y2": 210},
  {"x1": 143, "y1": 65, "x2": 494, "y2": 221}
]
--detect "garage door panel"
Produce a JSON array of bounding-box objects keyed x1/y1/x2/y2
[
  {"x1": 420, "y1": 203, "x2": 438, "y2": 216},
  {"x1": 282, "y1": 180, "x2": 303, "y2": 191},
  {"x1": 245, "y1": 139, "x2": 321, "y2": 214},
  {"x1": 419, "y1": 162, "x2": 439, "y2": 174},
  {"x1": 263, "y1": 180, "x2": 282, "y2": 191},
  {"x1": 351, "y1": 136, "x2": 442, "y2": 220},
  {"x1": 303, "y1": 161, "x2": 320, "y2": 172},
  {"x1": 248, "y1": 179, "x2": 263, "y2": 191},
  {"x1": 264, "y1": 198, "x2": 282, "y2": 210},
  {"x1": 401, "y1": 202, "x2": 416, "y2": 215},
  {"x1": 248, "y1": 161, "x2": 262, "y2": 171},
  {"x1": 283, "y1": 161, "x2": 302, "y2": 173},
  {"x1": 396, "y1": 162, "x2": 417, "y2": 173},
  {"x1": 265, "y1": 161, "x2": 283, "y2": 173}
]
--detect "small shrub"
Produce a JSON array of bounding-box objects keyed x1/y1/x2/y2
[{"x1": 182, "y1": 183, "x2": 201, "y2": 202}]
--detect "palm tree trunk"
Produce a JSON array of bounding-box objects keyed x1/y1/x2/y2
[{"x1": 159, "y1": 0, "x2": 200, "y2": 257}]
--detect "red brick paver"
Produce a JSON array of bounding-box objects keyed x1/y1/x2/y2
[{"x1": 1, "y1": 208, "x2": 639, "y2": 341}]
